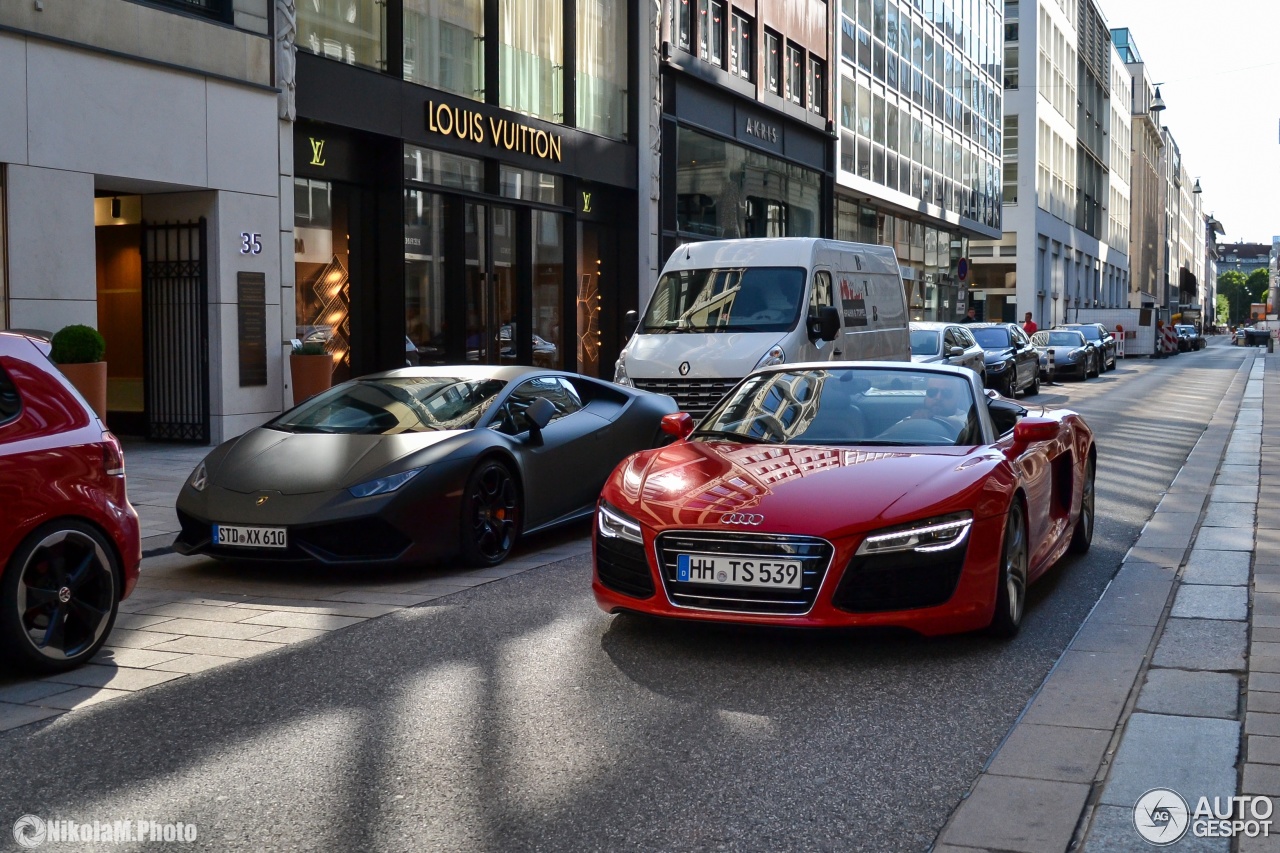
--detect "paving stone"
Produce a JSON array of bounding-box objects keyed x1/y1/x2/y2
[
  {"x1": 1254, "y1": 672, "x2": 1280, "y2": 694},
  {"x1": 1020, "y1": 650, "x2": 1145, "y2": 730},
  {"x1": 983, "y1": 723, "x2": 1112, "y2": 784},
  {"x1": 1099, "y1": 713, "x2": 1240, "y2": 808},
  {"x1": 0, "y1": 702, "x2": 64, "y2": 733},
  {"x1": 1125, "y1": 545, "x2": 1189, "y2": 567},
  {"x1": 1152, "y1": 619, "x2": 1248, "y2": 672},
  {"x1": 1136, "y1": 669, "x2": 1240, "y2": 719},
  {"x1": 146, "y1": 617, "x2": 284, "y2": 640},
  {"x1": 1247, "y1": 714, "x2": 1280, "y2": 737},
  {"x1": 112, "y1": 613, "x2": 178, "y2": 631},
  {"x1": 1157, "y1": 493, "x2": 1209, "y2": 514},
  {"x1": 1084, "y1": 804, "x2": 1228, "y2": 853},
  {"x1": 237, "y1": 611, "x2": 366, "y2": 631},
  {"x1": 1248, "y1": 735, "x2": 1280, "y2": 765},
  {"x1": 0, "y1": 681, "x2": 77, "y2": 705},
  {"x1": 139, "y1": 602, "x2": 258, "y2": 622},
  {"x1": 1069, "y1": 619, "x2": 1157, "y2": 654},
  {"x1": 249, "y1": 627, "x2": 329, "y2": 644},
  {"x1": 32, "y1": 686, "x2": 132, "y2": 710},
  {"x1": 1253, "y1": 693, "x2": 1280, "y2": 715},
  {"x1": 319, "y1": 591, "x2": 439, "y2": 607},
  {"x1": 1203, "y1": 502, "x2": 1257, "y2": 528},
  {"x1": 41, "y1": 665, "x2": 186, "y2": 692},
  {"x1": 1171, "y1": 585, "x2": 1249, "y2": 621},
  {"x1": 1237, "y1": 831, "x2": 1280, "y2": 853},
  {"x1": 1195, "y1": 526, "x2": 1256, "y2": 552},
  {"x1": 231, "y1": 598, "x2": 402, "y2": 618},
  {"x1": 1088, "y1": 579, "x2": 1174, "y2": 627},
  {"x1": 938, "y1": 775, "x2": 1091, "y2": 853},
  {"x1": 1184, "y1": 549, "x2": 1252, "y2": 586},
  {"x1": 101, "y1": 628, "x2": 185, "y2": 649},
  {"x1": 1254, "y1": 658, "x2": 1280, "y2": 675},
  {"x1": 144, "y1": 636, "x2": 287, "y2": 659},
  {"x1": 89, "y1": 647, "x2": 188, "y2": 670},
  {"x1": 144, "y1": 654, "x2": 241, "y2": 674},
  {"x1": 1243, "y1": 764, "x2": 1280, "y2": 797}
]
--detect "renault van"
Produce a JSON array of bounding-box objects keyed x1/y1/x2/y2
[{"x1": 614, "y1": 238, "x2": 909, "y2": 414}]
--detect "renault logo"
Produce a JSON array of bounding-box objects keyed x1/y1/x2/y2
[
  {"x1": 721, "y1": 512, "x2": 764, "y2": 526},
  {"x1": 256, "y1": 496, "x2": 269, "y2": 506},
  {"x1": 679, "y1": 361, "x2": 691, "y2": 376}
]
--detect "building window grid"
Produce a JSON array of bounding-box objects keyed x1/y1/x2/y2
[
  {"x1": 786, "y1": 42, "x2": 804, "y2": 105},
  {"x1": 765, "y1": 29, "x2": 782, "y2": 94},
  {"x1": 730, "y1": 11, "x2": 753, "y2": 80}
]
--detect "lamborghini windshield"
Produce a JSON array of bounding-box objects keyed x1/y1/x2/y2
[
  {"x1": 641, "y1": 266, "x2": 806, "y2": 333},
  {"x1": 270, "y1": 377, "x2": 507, "y2": 435}
]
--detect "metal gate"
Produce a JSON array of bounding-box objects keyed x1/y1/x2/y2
[{"x1": 141, "y1": 219, "x2": 210, "y2": 443}]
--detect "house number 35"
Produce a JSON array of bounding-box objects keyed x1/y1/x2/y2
[{"x1": 240, "y1": 232, "x2": 263, "y2": 255}]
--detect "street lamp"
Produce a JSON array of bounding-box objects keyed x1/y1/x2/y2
[{"x1": 1151, "y1": 86, "x2": 1166, "y2": 113}]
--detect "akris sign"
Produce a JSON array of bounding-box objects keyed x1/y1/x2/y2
[{"x1": 426, "y1": 101, "x2": 564, "y2": 162}]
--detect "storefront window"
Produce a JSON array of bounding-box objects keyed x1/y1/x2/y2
[
  {"x1": 577, "y1": 0, "x2": 628, "y2": 138},
  {"x1": 298, "y1": 1, "x2": 387, "y2": 72},
  {"x1": 499, "y1": 167, "x2": 562, "y2": 204},
  {"x1": 404, "y1": 0, "x2": 484, "y2": 100},
  {"x1": 404, "y1": 190, "x2": 447, "y2": 366},
  {"x1": 404, "y1": 146, "x2": 483, "y2": 192},
  {"x1": 531, "y1": 211, "x2": 564, "y2": 368},
  {"x1": 500, "y1": 0, "x2": 564, "y2": 123},
  {"x1": 675, "y1": 126, "x2": 822, "y2": 240},
  {"x1": 294, "y1": 179, "x2": 352, "y2": 383}
]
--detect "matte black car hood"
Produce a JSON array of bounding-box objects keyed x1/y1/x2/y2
[{"x1": 212, "y1": 428, "x2": 465, "y2": 495}]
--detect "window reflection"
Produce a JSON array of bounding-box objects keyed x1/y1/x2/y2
[
  {"x1": 500, "y1": 0, "x2": 564, "y2": 122},
  {"x1": 577, "y1": 0, "x2": 628, "y2": 138},
  {"x1": 404, "y1": 0, "x2": 484, "y2": 100},
  {"x1": 298, "y1": 1, "x2": 387, "y2": 71}
]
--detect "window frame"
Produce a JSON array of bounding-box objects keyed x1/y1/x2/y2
[{"x1": 730, "y1": 10, "x2": 753, "y2": 80}]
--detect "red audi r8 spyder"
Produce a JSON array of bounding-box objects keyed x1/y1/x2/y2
[
  {"x1": 593, "y1": 363, "x2": 1095, "y2": 637},
  {"x1": 0, "y1": 332, "x2": 141, "y2": 672}
]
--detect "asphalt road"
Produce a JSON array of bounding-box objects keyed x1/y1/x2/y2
[{"x1": 0, "y1": 342, "x2": 1253, "y2": 852}]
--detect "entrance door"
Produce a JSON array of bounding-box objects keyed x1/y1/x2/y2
[{"x1": 464, "y1": 203, "x2": 518, "y2": 365}]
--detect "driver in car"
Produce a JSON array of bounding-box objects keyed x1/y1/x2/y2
[{"x1": 906, "y1": 376, "x2": 973, "y2": 440}]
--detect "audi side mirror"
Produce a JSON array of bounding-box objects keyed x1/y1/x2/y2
[
  {"x1": 1008, "y1": 417, "x2": 1059, "y2": 454},
  {"x1": 660, "y1": 412, "x2": 695, "y2": 440}
]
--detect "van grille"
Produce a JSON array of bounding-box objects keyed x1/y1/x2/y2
[{"x1": 633, "y1": 378, "x2": 740, "y2": 416}]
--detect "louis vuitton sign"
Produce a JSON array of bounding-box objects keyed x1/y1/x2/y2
[{"x1": 425, "y1": 101, "x2": 563, "y2": 162}]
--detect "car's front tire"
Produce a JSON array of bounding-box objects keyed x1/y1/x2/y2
[
  {"x1": 460, "y1": 459, "x2": 521, "y2": 567},
  {"x1": 987, "y1": 500, "x2": 1028, "y2": 638},
  {"x1": 1068, "y1": 458, "x2": 1095, "y2": 554},
  {"x1": 0, "y1": 520, "x2": 121, "y2": 673}
]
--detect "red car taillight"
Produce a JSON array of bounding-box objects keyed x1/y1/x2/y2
[{"x1": 103, "y1": 431, "x2": 125, "y2": 477}]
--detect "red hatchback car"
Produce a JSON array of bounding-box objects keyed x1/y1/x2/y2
[
  {"x1": 0, "y1": 332, "x2": 140, "y2": 672},
  {"x1": 593, "y1": 363, "x2": 1095, "y2": 638}
]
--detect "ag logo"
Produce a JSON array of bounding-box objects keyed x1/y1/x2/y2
[
  {"x1": 1134, "y1": 788, "x2": 1190, "y2": 845},
  {"x1": 13, "y1": 815, "x2": 46, "y2": 849},
  {"x1": 679, "y1": 361, "x2": 691, "y2": 376}
]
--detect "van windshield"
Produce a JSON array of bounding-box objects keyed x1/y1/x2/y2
[{"x1": 641, "y1": 267, "x2": 806, "y2": 333}]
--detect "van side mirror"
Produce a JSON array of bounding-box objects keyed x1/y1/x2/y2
[
  {"x1": 660, "y1": 412, "x2": 695, "y2": 440},
  {"x1": 525, "y1": 397, "x2": 557, "y2": 433},
  {"x1": 808, "y1": 306, "x2": 841, "y2": 343},
  {"x1": 624, "y1": 310, "x2": 639, "y2": 337}
]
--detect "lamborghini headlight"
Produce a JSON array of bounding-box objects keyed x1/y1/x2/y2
[
  {"x1": 597, "y1": 500, "x2": 643, "y2": 544},
  {"x1": 348, "y1": 467, "x2": 424, "y2": 498},
  {"x1": 189, "y1": 461, "x2": 208, "y2": 492},
  {"x1": 855, "y1": 511, "x2": 973, "y2": 555}
]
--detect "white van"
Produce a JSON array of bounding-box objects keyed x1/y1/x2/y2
[{"x1": 614, "y1": 238, "x2": 909, "y2": 414}]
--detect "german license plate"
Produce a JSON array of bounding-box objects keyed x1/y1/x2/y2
[
  {"x1": 676, "y1": 553, "x2": 802, "y2": 589},
  {"x1": 212, "y1": 524, "x2": 287, "y2": 549}
]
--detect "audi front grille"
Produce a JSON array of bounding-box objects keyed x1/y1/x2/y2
[
  {"x1": 633, "y1": 378, "x2": 740, "y2": 417},
  {"x1": 655, "y1": 531, "x2": 833, "y2": 615}
]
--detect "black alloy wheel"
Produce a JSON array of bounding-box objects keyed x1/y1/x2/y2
[
  {"x1": 987, "y1": 500, "x2": 1028, "y2": 638},
  {"x1": 1, "y1": 521, "x2": 120, "y2": 673},
  {"x1": 460, "y1": 459, "x2": 521, "y2": 567},
  {"x1": 1068, "y1": 458, "x2": 1096, "y2": 554},
  {"x1": 1003, "y1": 369, "x2": 1017, "y2": 398}
]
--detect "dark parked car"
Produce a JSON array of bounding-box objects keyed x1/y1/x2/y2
[
  {"x1": 0, "y1": 332, "x2": 142, "y2": 672},
  {"x1": 1174, "y1": 325, "x2": 1205, "y2": 351},
  {"x1": 175, "y1": 366, "x2": 677, "y2": 568},
  {"x1": 1056, "y1": 323, "x2": 1116, "y2": 372},
  {"x1": 1030, "y1": 329, "x2": 1093, "y2": 381},
  {"x1": 968, "y1": 323, "x2": 1041, "y2": 397}
]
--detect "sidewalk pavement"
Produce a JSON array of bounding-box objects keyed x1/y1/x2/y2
[{"x1": 935, "y1": 348, "x2": 1277, "y2": 852}]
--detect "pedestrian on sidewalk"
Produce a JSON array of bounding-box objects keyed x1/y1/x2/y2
[
  {"x1": 1022, "y1": 312, "x2": 1038, "y2": 336},
  {"x1": 961, "y1": 307, "x2": 977, "y2": 324}
]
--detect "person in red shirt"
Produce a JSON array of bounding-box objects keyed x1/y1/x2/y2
[{"x1": 1022, "y1": 312, "x2": 1038, "y2": 335}]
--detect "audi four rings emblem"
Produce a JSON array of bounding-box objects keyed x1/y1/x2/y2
[
  {"x1": 721, "y1": 513, "x2": 764, "y2": 525},
  {"x1": 679, "y1": 361, "x2": 691, "y2": 376}
]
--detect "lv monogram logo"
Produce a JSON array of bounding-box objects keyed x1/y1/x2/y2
[
  {"x1": 309, "y1": 138, "x2": 326, "y2": 167},
  {"x1": 581, "y1": 191, "x2": 592, "y2": 213}
]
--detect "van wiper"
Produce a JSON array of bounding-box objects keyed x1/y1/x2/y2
[{"x1": 692, "y1": 429, "x2": 777, "y2": 444}]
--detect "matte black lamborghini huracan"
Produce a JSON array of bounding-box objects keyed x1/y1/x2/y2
[{"x1": 174, "y1": 366, "x2": 677, "y2": 567}]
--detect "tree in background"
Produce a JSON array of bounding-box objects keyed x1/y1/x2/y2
[
  {"x1": 1246, "y1": 268, "x2": 1271, "y2": 310},
  {"x1": 1218, "y1": 270, "x2": 1249, "y2": 323},
  {"x1": 1216, "y1": 293, "x2": 1230, "y2": 326}
]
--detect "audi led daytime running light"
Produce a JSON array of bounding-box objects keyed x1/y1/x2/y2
[
  {"x1": 856, "y1": 512, "x2": 973, "y2": 555},
  {"x1": 347, "y1": 467, "x2": 424, "y2": 498},
  {"x1": 598, "y1": 501, "x2": 643, "y2": 544}
]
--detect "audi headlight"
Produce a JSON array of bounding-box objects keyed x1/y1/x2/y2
[
  {"x1": 347, "y1": 467, "x2": 424, "y2": 498},
  {"x1": 754, "y1": 344, "x2": 786, "y2": 370},
  {"x1": 614, "y1": 355, "x2": 634, "y2": 387},
  {"x1": 856, "y1": 511, "x2": 973, "y2": 555},
  {"x1": 189, "y1": 461, "x2": 208, "y2": 492},
  {"x1": 598, "y1": 500, "x2": 643, "y2": 544}
]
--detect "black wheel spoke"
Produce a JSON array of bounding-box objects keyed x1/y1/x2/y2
[
  {"x1": 39, "y1": 605, "x2": 69, "y2": 651},
  {"x1": 65, "y1": 550, "x2": 96, "y2": 590},
  {"x1": 68, "y1": 598, "x2": 107, "y2": 629},
  {"x1": 22, "y1": 584, "x2": 62, "y2": 608}
]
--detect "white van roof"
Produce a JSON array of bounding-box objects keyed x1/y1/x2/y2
[{"x1": 665, "y1": 238, "x2": 901, "y2": 276}]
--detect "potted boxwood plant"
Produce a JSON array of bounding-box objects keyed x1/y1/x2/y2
[
  {"x1": 51, "y1": 324, "x2": 108, "y2": 418},
  {"x1": 289, "y1": 340, "x2": 333, "y2": 405}
]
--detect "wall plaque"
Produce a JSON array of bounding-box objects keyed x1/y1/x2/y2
[{"x1": 237, "y1": 272, "x2": 268, "y2": 387}]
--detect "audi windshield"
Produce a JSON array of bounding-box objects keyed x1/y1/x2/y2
[{"x1": 640, "y1": 267, "x2": 806, "y2": 333}]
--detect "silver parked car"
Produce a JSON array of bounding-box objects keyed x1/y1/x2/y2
[
  {"x1": 909, "y1": 321, "x2": 987, "y2": 382},
  {"x1": 1030, "y1": 329, "x2": 1094, "y2": 381}
]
